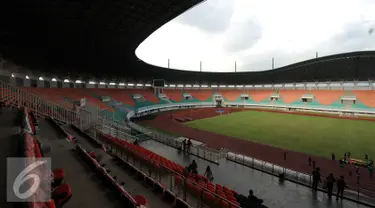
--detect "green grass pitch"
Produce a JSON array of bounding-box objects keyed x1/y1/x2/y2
[{"x1": 184, "y1": 111, "x2": 375, "y2": 159}]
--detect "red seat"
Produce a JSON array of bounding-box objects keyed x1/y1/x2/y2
[
  {"x1": 52, "y1": 184, "x2": 72, "y2": 207},
  {"x1": 52, "y1": 169, "x2": 65, "y2": 187},
  {"x1": 134, "y1": 195, "x2": 148, "y2": 206}
]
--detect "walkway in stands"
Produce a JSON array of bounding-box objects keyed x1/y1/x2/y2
[
  {"x1": 64, "y1": 125, "x2": 173, "y2": 208},
  {"x1": 0, "y1": 107, "x2": 20, "y2": 208},
  {"x1": 140, "y1": 139, "x2": 366, "y2": 208},
  {"x1": 37, "y1": 119, "x2": 125, "y2": 208}
]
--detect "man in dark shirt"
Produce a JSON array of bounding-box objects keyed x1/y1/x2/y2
[
  {"x1": 247, "y1": 190, "x2": 262, "y2": 207},
  {"x1": 336, "y1": 176, "x2": 346, "y2": 200},
  {"x1": 312, "y1": 167, "x2": 321, "y2": 192}
]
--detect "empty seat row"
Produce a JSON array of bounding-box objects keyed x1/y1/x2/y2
[
  {"x1": 75, "y1": 144, "x2": 142, "y2": 207},
  {"x1": 24, "y1": 109, "x2": 72, "y2": 208},
  {"x1": 99, "y1": 133, "x2": 241, "y2": 208},
  {"x1": 112, "y1": 154, "x2": 192, "y2": 208}
]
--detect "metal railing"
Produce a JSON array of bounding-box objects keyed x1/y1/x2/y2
[
  {"x1": 128, "y1": 121, "x2": 227, "y2": 164},
  {"x1": 89, "y1": 130, "x2": 242, "y2": 208},
  {"x1": 227, "y1": 152, "x2": 375, "y2": 206}
]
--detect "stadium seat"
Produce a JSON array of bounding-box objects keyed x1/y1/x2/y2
[
  {"x1": 134, "y1": 195, "x2": 148, "y2": 206},
  {"x1": 52, "y1": 183, "x2": 72, "y2": 207}
]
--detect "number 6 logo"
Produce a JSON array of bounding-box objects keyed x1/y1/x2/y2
[{"x1": 13, "y1": 160, "x2": 48, "y2": 199}]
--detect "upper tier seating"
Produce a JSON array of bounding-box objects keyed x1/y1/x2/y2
[
  {"x1": 23, "y1": 87, "x2": 74, "y2": 109},
  {"x1": 184, "y1": 90, "x2": 213, "y2": 102},
  {"x1": 218, "y1": 90, "x2": 243, "y2": 101},
  {"x1": 246, "y1": 90, "x2": 274, "y2": 102},
  {"x1": 279, "y1": 90, "x2": 308, "y2": 104},
  {"x1": 311, "y1": 90, "x2": 344, "y2": 105},
  {"x1": 125, "y1": 89, "x2": 159, "y2": 103},
  {"x1": 164, "y1": 89, "x2": 183, "y2": 102},
  {"x1": 352, "y1": 90, "x2": 375, "y2": 108},
  {"x1": 89, "y1": 88, "x2": 136, "y2": 106},
  {"x1": 24, "y1": 88, "x2": 114, "y2": 112}
]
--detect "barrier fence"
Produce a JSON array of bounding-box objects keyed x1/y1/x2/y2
[
  {"x1": 227, "y1": 152, "x2": 375, "y2": 206},
  {"x1": 88, "y1": 130, "x2": 242, "y2": 208},
  {"x1": 0, "y1": 80, "x2": 93, "y2": 129},
  {"x1": 128, "y1": 122, "x2": 227, "y2": 164}
]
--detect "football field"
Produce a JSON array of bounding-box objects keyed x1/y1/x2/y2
[{"x1": 184, "y1": 111, "x2": 375, "y2": 159}]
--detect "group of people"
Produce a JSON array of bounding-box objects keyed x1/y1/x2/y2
[
  {"x1": 179, "y1": 138, "x2": 193, "y2": 153},
  {"x1": 312, "y1": 167, "x2": 347, "y2": 200},
  {"x1": 186, "y1": 160, "x2": 214, "y2": 182}
]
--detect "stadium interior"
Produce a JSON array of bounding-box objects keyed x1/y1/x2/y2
[{"x1": 1, "y1": 1, "x2": 375, "y2": 208}]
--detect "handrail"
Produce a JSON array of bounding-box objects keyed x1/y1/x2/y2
[
  {"x1": 96, "y1": 132, "x2": 242, "y2": 208},
  {"x1": 227, "y1": 152, "x2": 375, "y2": 206}
]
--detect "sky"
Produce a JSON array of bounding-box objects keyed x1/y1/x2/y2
[{"x1": 135, "y1": 0, "x2": 375, "y2": 72}]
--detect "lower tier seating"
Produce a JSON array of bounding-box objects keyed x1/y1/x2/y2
[{"x1": 100, "y1": 133, "x2": 243, "y2": 208}]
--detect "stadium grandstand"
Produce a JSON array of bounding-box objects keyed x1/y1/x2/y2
[{"x1": 1, "y1": 1, "x2": 375, "y2": 208}]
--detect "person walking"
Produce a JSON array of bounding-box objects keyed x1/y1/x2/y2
[
  {"x1": 326, "y1": 173, "x2": 336, "y2": 197},
  {"x1": 331, "y1": 153, "x2": 335, "y2": 160},
  {"x1": 308, "y1": 157, "x2": 312, "y2": 166},
  {"x1": 284, "y1": 152, "x2": 287, "y2": 161},
  {"x1": 187, "y1": 138, "x2": 192, "y2": 153},
  {"x1": 336, "y1": 176, "x2": 346, "y2": 200},
  {"x1": 312, "y1": 167, "x2": 321, "y2": 192},
  {"x1": 312, "y1": 160, "x2": 316, "y2": 170},
  {"x1": 204, "y1": 165, "x2": 214, "y2": 182}
]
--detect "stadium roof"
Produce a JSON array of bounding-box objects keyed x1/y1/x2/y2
[{"x1": 1, "y1": 1, "x2": 375, "y2": 85}]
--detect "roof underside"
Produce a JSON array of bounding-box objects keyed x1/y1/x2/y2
[{"x1": 1, "y1": 1, "x2": 375, "y2": 84}]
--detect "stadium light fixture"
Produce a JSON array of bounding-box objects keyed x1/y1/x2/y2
[
  {"x1": 211, "y1": 85, "x2": 218, "y2": 88},
  {"x1": 236, "y1": 85, "x2": 243, "y2": 88},
  {"x1": 118, "y1": 83, "x2": 125, "y2": 86},
  {"x1": 177, "y1": 84, "x2": 183, "y2": 88},
  {"x1": 169, "y1": 84, "x2": 176, "y2": 87},
  {"x1": 99, "y1": 82, "x2": 106, "y2": 85},
  {"x1": 245, "y1": 85, "x2": 253, "y2": 88},
  {"x1": 63, "y1": 79, "x2": 69, "y2": 83},
  {"x1": 193, "y1": 84, "x2": 200, "y2": 88},
  {"x1": 75, "y1": 80, "x2": 82, "y2": 83},
  {"x1": 254, "y1": 85, "x2": 262, "y2": 88},
  {"x1": 219, "y1": 85, "x2": 226, "y2": 88},
  {"x1": 228, "y1": 85, "x2": 235, "y2": 88},
  {"x1": 185, "y1": 84, "x2": 192, "y2": 87},
  {"x1": 128, "y1": 83, "x2": 134, "y2": 86},
  {"x1": 136, "y1": 83, "x2": 143, "y2": 87},
  {"x1": 109, "y1": 82, "x2": 116, "y2": 85},
  {"x1": 264, "y1": 84, "x2": 272, "y2": 88},
  {"x1": 11, "y1": 74, "x2": 15, "y2": 78},
  {"x1": 145, "y1": 84, "x2": 151, "y2": 87},
  {"x1": 38, "y1": 77, "x2": 43, "y2": 81},
  {"x1": 201, "y1": 84, "x2": 208, "y2": 88},
  {"x1": 51, "y1": 78, "x2": 57, "y2": 82},
  {"x1": 25, "y1": 75, "x2": 30, "y2": 79}
]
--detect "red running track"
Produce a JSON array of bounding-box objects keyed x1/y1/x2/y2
[{"x1": 141, "y1": 108, "x2": 375, "y2": 195}]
